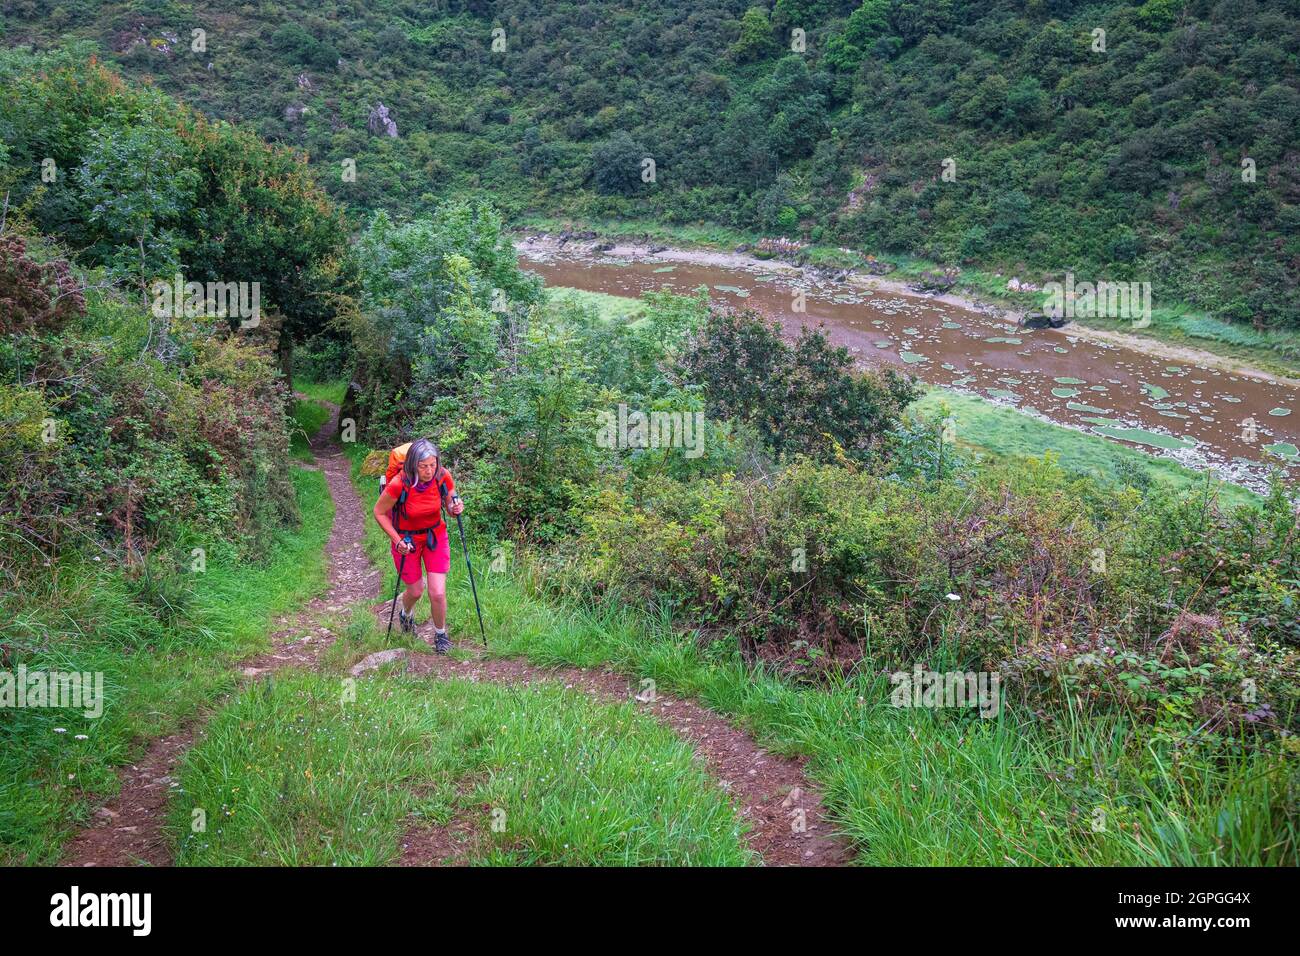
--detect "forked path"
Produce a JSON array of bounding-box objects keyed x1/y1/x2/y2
[
  {"x1": 61, "y1": 401, "x2": 377, "y2": 866},
  {"x1": 396, "y1": 653, "x2": 852, "y2": 866},
  {"x1": 62, "y1": 401, "x2": 852, "y2": 867}
]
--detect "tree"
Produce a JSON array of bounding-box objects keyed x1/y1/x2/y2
[
  {"x1": 484, "y1": 315, "x2": 602, "y2": 535},
  {"x1": 824, "y1": 0, "x2": 892, "y2": 74},
  {"x1": 76, "y1": 123, "x2": 199, "y2": 294},
  {"x1": 591, "y1": 132, "x2": 649, "y2": 195},
  {"x1": 680, "y1": 308, "x2": 918, "y2": 463},
  {"x1": 1004, "y1": 77, "x2": 1049, "y2": 132},
  {"x1": 348, "y1": 198, "x2": 542, "y2": 429},
  {"x1": 731, "y1": 7, "x2": 777, "y2": 63},
  {"x1": 753, "y1": 57, "x2": 827, "y2": 163}
]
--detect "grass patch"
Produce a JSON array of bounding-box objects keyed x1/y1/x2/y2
[
  {"x1": 295, "y1": 378, "x2": 348, "y2": 407},
  {"x1": 546, "y1": 286, "x2": 646, "y2": 323},
  {"x1": 289, "y1": 397, "x2": 331, "y2": 462},
  {"x1": 169, "y1": 664, "x2": 751, "y2": 866},
  {"x1": 913, "y1": 388, "x2": 1261, "y2": 510},
  {"x1": 0, "y1": 467, "x2": 333, "y2": 865}
]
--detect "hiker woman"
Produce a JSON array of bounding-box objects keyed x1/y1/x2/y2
[{"x1": 373, "y1": 438, "x2": 463, "y2": 654}]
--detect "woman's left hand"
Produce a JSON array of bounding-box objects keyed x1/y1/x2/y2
[{"x1": 449, "y1": 499, "x2": 464, "y2": 516}]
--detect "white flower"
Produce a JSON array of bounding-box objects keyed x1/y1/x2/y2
[
  {"x1": 93, "y1": 556, "x2": 102, "y2": 562},
  {"x1": 75, "y1": 734, "x2": 89, "y2": 740},
  {"x1": 946, "y1": 593, "x2": 961, "y2": 601},
  {"x1": 54, "y1": 727, "x2": 67, "y2": 734}
]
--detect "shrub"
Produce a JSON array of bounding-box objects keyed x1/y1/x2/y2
[
  {"x1": 679, "y1": 307, "x2": 919, "y2": 464},
  {"x1": 0, "y1": 235, "x2": 84, "y2": 335},
  {"x1": 539, "y1": 454, "x2": 1299, "y2": 748}
]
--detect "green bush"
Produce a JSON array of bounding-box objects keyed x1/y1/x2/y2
[{"x1": 539, "y1": 452, "x2": 1299, "y2": 752}]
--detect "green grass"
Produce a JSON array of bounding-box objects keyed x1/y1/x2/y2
[
  {"x1": 546, "y1": 286, "x2": 646, "y2": 323},
  {"x1": 913, "y1": 388, "x2": 1262, "y2": 510},
  {"x1": 0, "y1": 467, "x2": 333, "y2": 865},
  {"x1": 168, "y1": 657, "x2": 751, "y2": 866},
  {"x1": 295, "y1": 378, "x2": 348, "y2": 407},
  {"x1": 289, "y1": 397, "x2": 331, "y2": 462}
]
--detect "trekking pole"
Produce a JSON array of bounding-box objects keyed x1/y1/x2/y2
[
  {"x1": 453, "y1": 511, "x2": 487, "y2": 647},
  {"x1": 386, "y1": 537, "x2": 411, "y2": 640}
]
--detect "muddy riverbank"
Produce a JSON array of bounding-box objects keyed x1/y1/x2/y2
[{"x1": 516, "y1": 233, "x2": 1300, "y2": 493}]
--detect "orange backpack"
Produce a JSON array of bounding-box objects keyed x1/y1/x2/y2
[{"x1": 384, "y1": 442, "x2": 413, "y2": 484}]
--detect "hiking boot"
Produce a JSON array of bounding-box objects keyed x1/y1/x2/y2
[
  {"x1": 398, "y1": 608, "x2": 415, "y2": 634},
  {"x1": 434, "y1": 631, "x2": 452, "y2": 655}
]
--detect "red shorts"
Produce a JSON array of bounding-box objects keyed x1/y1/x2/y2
[{"x1": 392, "y1": 526, "x2": 451, "y2": 582}]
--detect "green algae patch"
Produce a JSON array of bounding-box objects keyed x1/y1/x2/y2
[{"x1": 1091, "y1": 425, "x2": 1195, "y2": 451}]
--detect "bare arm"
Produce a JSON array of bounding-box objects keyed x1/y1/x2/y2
[{"x1": 373, "y1": 492, "x2": 414, "y2": 552}]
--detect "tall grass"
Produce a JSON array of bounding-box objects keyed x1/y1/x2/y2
[
  {"x1": 342, "y1": 443, "x2": 1295, "y2": 865},
  {"x1": 442, "y1": 558, "x2": 1295, "y2": 865},
  {"x1": 0, "y1": 468, "x2": 333, "y2": 864},
  {"x1": 294, "y1": 378, "x2": 348, "y2": 407},
  {"x1": 289, "y1": 396, "x2": 331, "y2": 461}
]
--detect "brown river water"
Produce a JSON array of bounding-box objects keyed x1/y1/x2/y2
[{"x1": 517, "y1": 242, "x2": 1299, "y2": 493}]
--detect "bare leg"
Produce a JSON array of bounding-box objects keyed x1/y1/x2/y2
[
  {"x1": 401, "y1": 577, "x2": 424, "y2": 614},
  {"x1": 426, "y1": 572, "x2": 447, "y2": 630}
]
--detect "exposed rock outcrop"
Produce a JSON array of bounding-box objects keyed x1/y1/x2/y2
[{"x1": 367, "y1": 102, "x2": 398, "y2": 138}]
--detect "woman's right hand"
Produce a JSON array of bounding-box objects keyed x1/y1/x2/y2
[{"x1": 394, "y1": 536, "x2": 414, "y2": 554}]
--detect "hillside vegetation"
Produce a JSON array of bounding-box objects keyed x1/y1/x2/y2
[{"x1": 3, "y1": 0, "x2": 1296, "y2": 331}]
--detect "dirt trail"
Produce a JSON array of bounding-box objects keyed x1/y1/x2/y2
[
  {"x1": 60, "y1": 401, "x2": 376, "y2": 866},
  {"x1": 61, "y1": 400, "x2": 853, "y2": 867}
]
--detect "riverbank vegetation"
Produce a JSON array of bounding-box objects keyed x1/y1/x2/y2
[{"x1": 519, "y1": 215, "x2": 1300, "y2": 377}]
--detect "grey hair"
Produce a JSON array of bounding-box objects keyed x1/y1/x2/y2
[{"x1": 402, "y1": 438, "x2": 439, "y2": 486}]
